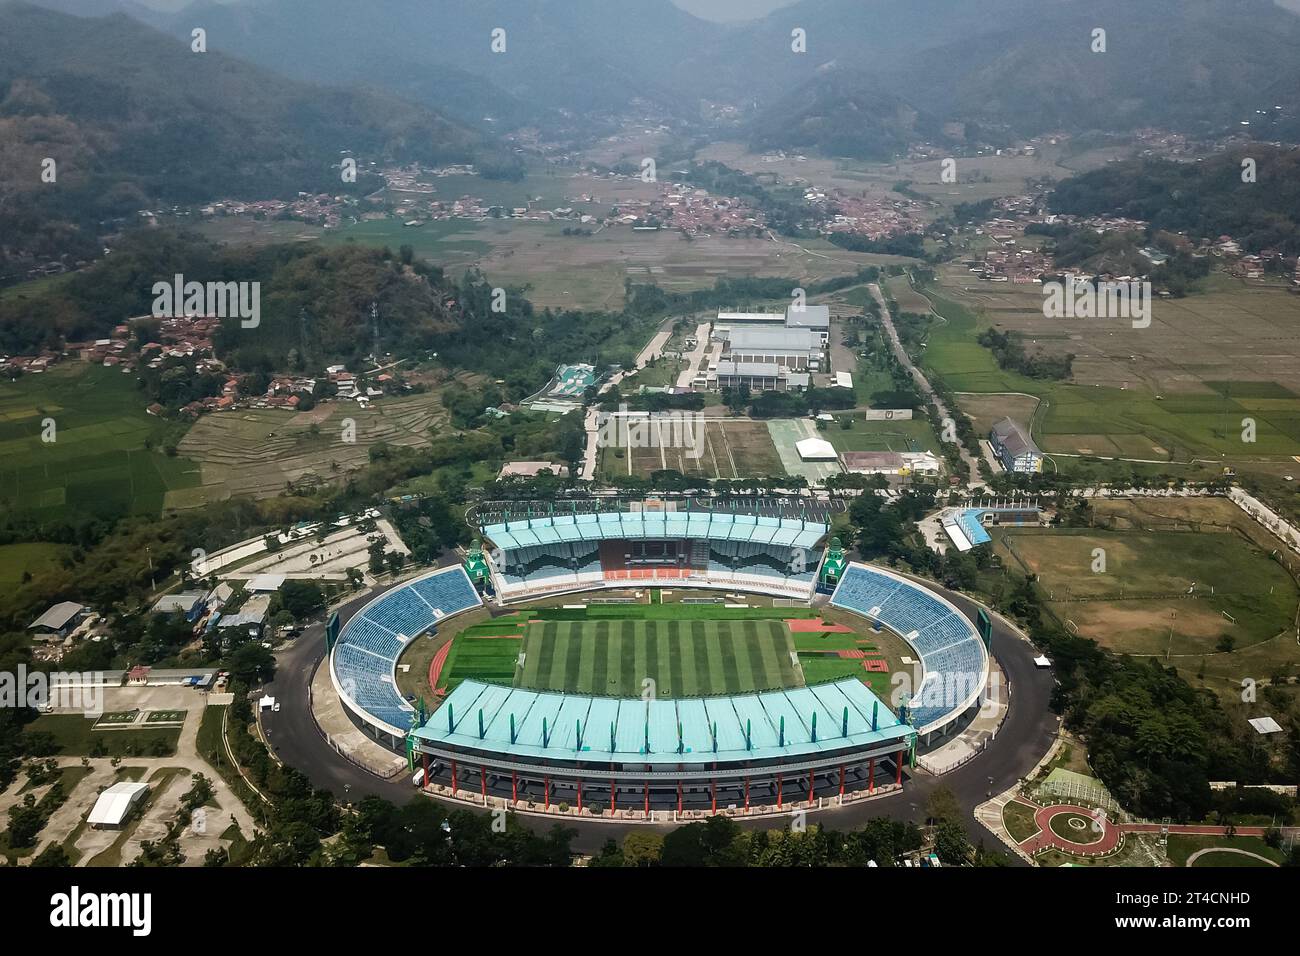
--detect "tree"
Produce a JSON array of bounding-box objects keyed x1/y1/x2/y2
[
  {"x1": 932, "y1": 820, "x2": 972, "y2": 865},
  {"x1": 30, "y1": 842, "x2": 71, "y2": 867},
  {"x1": 368, "y1": 539, "x2": 387, "y2": 574},
  {"x1": 621, "y1": 831, "x2": 664, "y2": 866},
  {"x1": 278, "y1": 580, "x2": 325, "y2": 620},
  {"x1": 926, "y1": 786, "x2": 962, "y2": 826},
  {"x1": 227, "y1": 643, "x2": 276, "y2": 685}
]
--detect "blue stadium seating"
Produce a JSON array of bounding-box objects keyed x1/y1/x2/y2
[
  {"x1": 347, "y1": 615, "x2": 407, "y2": 658},
  {"x1": 362, "y1": 587, "x2": 435, "y2": 638},
  {"x1": 875, "y1": 586, "x2": 952, "y2": 633},
  {"x1": 408, "y1": 567, "x2": 480, "y2": 615},
  {"x1": 333, "y1": 567, "x2": 481, "y2": 730},
  {"x1": 830, "y1": 564, "x2": 986, "y2": 730}
]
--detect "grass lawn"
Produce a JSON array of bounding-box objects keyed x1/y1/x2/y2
[
  {"x1": 405, "y1": 601, "x2": 902, "y2": 703},
  {"x1": 0, "y1": 542, "x2": 71, "y2": 588},
  {"x1": 1000, "y1": 525, "x2": 1298, "y2": 660},
  {"x1": 26, "y1": 714, "x2": 180, "y2": 757},
  {"x1": 1003, "y1": 801, "x2": 1040, "y2": 844},
  {"x1": 441, "y1": 634, "x2": 522, "y2": 689},
  {"x1": 823, "y1": 417, "x2": 941, "y2": 455},
  {"x1": 1164, "y1": 837, "x2": 1284, "y2": 868},
  {"x1": 1166, "y1": 835, "x2": 1284, "y2": 867},
  {"x1": 1048, "y1": 811, "x2": 1105, "y2": 845}
]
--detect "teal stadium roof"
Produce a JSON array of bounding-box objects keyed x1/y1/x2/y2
[
  {"x1": 482, "y1": 512, "x2": 827, "y2": 551},
  {"x1": 415, "y1": 677, "x2": 914, "y2": 766}
]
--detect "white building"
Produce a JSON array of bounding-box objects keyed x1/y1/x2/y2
[{"x1": 87, "y1": 782, "x2": 150, "y2": 829}]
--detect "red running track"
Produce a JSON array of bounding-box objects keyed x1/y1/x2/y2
[
  {"x1": 427, "y1": 640, "x2": 454, "y2": 696},
  {"x1": 1018, "y1": 802, "x2": 1121, "y2": 856}
]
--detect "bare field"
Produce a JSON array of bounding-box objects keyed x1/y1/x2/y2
[
  {"x1": 956, "y1": 391, "x2": 1041, "y2": 437},
  {"x1": 936, "y1": 266, "x2": 1300, "y2": 400},
  {"x1": 925, "y1": 269, "x2": 1300, "y2": 462},
  {"x1": 995, "y1": 498, "x2": 1300, "y2": 698},
  {"x1": 171, "y1": 392, "x2": 446, "y2": 506},
  {"x1": 473, "y1": 223, "x2": 893, "y2": 311},
  {"x1": 606, "y1": 419, "x2": 786, "y2": 479}
]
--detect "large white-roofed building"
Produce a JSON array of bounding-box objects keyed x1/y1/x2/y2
[{"x1": 795, "y1": 437, "x2": 838, "y2": 461}]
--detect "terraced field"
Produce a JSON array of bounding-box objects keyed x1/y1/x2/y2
[{"x1": 172, "y1": 392, "x2": 448, "y2": 506}]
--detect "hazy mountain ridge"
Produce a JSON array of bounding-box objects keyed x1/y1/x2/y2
[
  {"x1": 748, "y1": 0, "x2": 1300, "y2": 156},
  {"x1": 15, "y1": 0, "x2": 1300, "y2": 159},
  {"x1": 0, "y1": 2, "x2": 501, "y2": 276}
]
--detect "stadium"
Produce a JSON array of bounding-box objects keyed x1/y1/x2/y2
[{"x1": 327, "y1": 499, "x2": 992, "y2": 816}]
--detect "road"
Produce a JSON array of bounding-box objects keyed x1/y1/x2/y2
[
  {"x1": 264, "y1": 570, "x2": 1057, "y2": 856},
  {"x1": 868, "y1": 283, "x2": 982, "y2": 488},
  {"x1": 260, "y1": 586, "x2": 413, "y2": 806}
]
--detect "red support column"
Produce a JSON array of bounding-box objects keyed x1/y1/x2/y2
[
  {"x1": 511, "y1": 771, "x2": 518, "y2": 803},
  {"x1": 610, "y1": 779, "x2": 617, "y2": 813},
  {"x1": 808, "y1": 768, "x2": 815, "y2": 802},
  {"x1": 839, "y1": 765, "x2": 845, "y2": 798},
  {"x1": 868, "y1": 757, "x2": 875, "y2": 794},
  {"x1": 744, "y1": 777, "x2": 750, "y2": 810},
  {"x1": 676, "y1": 781, "x2": 682, "y2": 813},
  {"x1": 450, "y1": 759, "x2": 458, "y2": 794},
  {"x1": 577, "y1": 779, "x2": 583, "y2": 813},
  {"x1": 777, "y1": 773, "x2": 783, "y2": 809},
  {"x1": 710, "y1": 778, "x2": 717, "y2": 814},
  {"x1": 480, "y1": 767, "x2": 487, "y2": 800},
  {"x1": 544, "y1": 775, "x2": 550, "y2": 809},
  {"x1": 644, "y1": 781, "x2": 650, "y2": 816},
  {"x1": 895, "y1": 749, "x2": 904, "y2": 786},
  {"x1": 421, "y1": 752, "x2": 429, "y2": 791}
]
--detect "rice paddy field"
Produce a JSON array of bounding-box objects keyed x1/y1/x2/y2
[
  {"x1": 198, "y1": 160, "x2": 895, "y2": 313},
  {"x1": 920, "y1": 270, "x2": 1300, "y2": 467},
  {"x1": 0, "y1": 364, "x2": 200, "y2": 519},
  {"x1": 424, "y1": 596, "x2": 902, "y2": 701}
]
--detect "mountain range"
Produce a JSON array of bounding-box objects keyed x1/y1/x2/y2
[
  {"x1": 39, "y1": 0, "x2": 1300, "y2": 155},
  {"x1": 0, "y1": 1, "x2": 505, "y2": 277}
]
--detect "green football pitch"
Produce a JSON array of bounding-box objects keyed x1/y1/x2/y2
[
  {"x1": 517, "y1": 618, "x2": 800, "y2": 697},
  {"x1": 430, "y1": 603, "x2": 888, "y2": 699}
]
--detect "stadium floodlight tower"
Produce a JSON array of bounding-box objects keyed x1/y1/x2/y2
[
  {"x1": 817, "y1": 536, "x2": 848, "y2": 592},
  {"x1": 462, "y1": 540, "x2": 492, "y2": 591}
]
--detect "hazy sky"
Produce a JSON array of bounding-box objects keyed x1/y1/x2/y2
[
  {"x1": 129, "y1": 0, "x2": 801, "y2": 21},
  {"x1": 671, "y1": 0, "x2": 798, "y2": 20}
]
